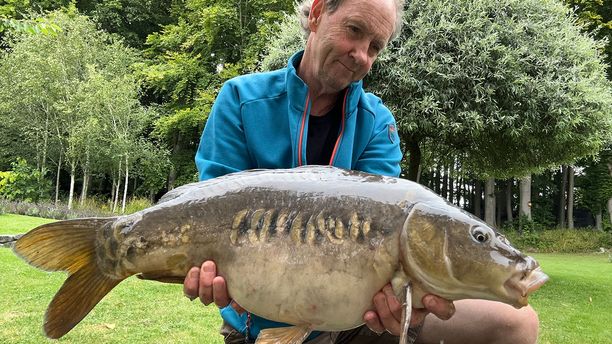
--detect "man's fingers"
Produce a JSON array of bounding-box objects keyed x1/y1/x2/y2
[
  {"x1": 363, "y1": 310, "x2": 385, "y2": 334},
  {"x1": 423, "y1": 295, "x2": 455, "y2": 320},
  {"x1": 183, "y1": 267, "x2": 200, "y2": 300},
  {"x1": 382, "y1": 284, "x2": 403, "y2": 321},
  {"x1": 212, "y1": 276, "x2": 231, "y2": 308},
  {"x1": 373, "y1": 290, "x2": 401, "y2": 335},
  {"x1": 198, "y1": 261, "x2": 216, "y2": 305}
]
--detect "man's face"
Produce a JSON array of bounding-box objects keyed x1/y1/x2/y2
[{"x1": 309, "y1": 0, "x2": 396, "y2": 92}]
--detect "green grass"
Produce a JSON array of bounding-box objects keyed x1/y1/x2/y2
[
  {"x1": 0, "y1": 214, "x2": 56, "y2": 235},
  {"x1": 528, "y1": 254, "x2": 612, "y2": 344},
  {"x1": 1, "y1": 214, "x2": 610, "y2": 343},
  {"x1": 0, "y1": 213, "x2": 223, "y2": 343}
]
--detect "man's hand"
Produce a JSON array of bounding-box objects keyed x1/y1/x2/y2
[
  {"x1": 183, "y1": 261, "x2": 245, "y2": 313},
  {"x1": 363, "y1": 284, "x2": 455, "y2": 336}
]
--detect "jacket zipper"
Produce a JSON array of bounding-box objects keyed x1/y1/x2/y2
[{"x1": 297, "y1": 93, "x2": 310, "y2": 166}]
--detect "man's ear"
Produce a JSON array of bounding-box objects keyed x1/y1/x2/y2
[{"x1": 308, "y1": 0, "x2": 324, "y2": 32}]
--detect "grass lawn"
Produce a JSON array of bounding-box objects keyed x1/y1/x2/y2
[
  {"x1": 528, "y1": 253, "x2": 611, "y2": 344},
  {"x1": 0, "y1": 214, "x2": 56, "y2": 235},
  {"x1": 1, "y1": 214, "x2": 610, "y2": 343}
]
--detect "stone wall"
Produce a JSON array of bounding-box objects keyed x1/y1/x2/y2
[{"x1": 0, "y1": 234, "x2": 22, "y2": 248}]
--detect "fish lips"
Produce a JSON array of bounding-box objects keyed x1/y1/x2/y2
[{"x1": 503, "y1": 267, "x2": 549, "y2": 308}]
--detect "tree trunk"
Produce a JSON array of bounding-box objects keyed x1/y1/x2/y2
[
  {"x1": 113, "y1": 159, "x2": 122, "y2": 213},
  {"x1": 41, "y1": 112, "x2": 49, "y2": 174},
  {"x1": 80, "y1": 151, "x2": 90, "y2": 206},
  {"x1": 567, "y1": 166, "x2": 574, "y2": 229},
  {"x1": 608, "y1": 198, "x2": 612, "y2": 226},
  {"x1": 405, "y1": 138, "x2": 421, "y2": 182},
  {"x1": 121, "y1": 155, "x2": 129, "y2": 213},
  {"x1": 441, "y1": 166, "x2": 448, "y2": 200},
  {"x1": 110, "y1": 178, "x2": 116, "y2": 209},
  {"x1": 496, "y1": 187, "x2": 502, "y2": 227},
  {"x1": 80, "y1": 170, "x2": 89, "y2": 206},
  {"x1": 434, "y1": 165, "x2": 441, "y2": 195},
  {"x1": 520, "y1": 175, "x2": 532, "y2": 221},
  {"x1": 506, "y1": 180, "x2": 513, "y2": 223},
  {"x1": 595, "y1": 210, "x2": 602, "y2": 231},
  {"x1": 485, "y1": 178, "x2": 496, "y2": 227},
  {"x1": 54, "y1": 152, "x2": 62, "y2": 206},
  {"x1": 608, "y1": 162, "x2": 612, "y2": 225},
  {"x1": 558, "y1": 166, "x2": 568, "y2": 228},
  {"x1": 167, "y1": 133, "x2": 183, "y2": 190},
  {"x1": 474, "y1": 180, "x2": 482, "y2": 219},
  {"x1": 68, "y1": 164, "x2": 76, "y2": 210},
  {"x1": 449, "y1": 162, "x2": 455, "y2": 204}
]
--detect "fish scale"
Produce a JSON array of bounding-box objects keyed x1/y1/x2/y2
[{"x1": 230, "y1": 207, "x2": 376, "y2": 246}]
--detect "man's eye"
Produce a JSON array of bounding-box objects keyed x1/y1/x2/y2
[{"x1": 348, "y1": 25, "x2": 360, "y2": 34}]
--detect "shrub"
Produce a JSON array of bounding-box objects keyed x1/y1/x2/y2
[
  {"x1": 504, "y1": 228, "x2": 612, "y2": 253},
  {"x1": 0, "y1": 159, "x2": 51, "y2": 202},
  {"x1": 0, "y1": 199, "x2": 111, "y2": 220},
  {"x1": 123, "y1": 197, "x2": 153, "y2": 214}
]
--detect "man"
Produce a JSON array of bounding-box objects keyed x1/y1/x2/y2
[{"x1": 184, "y1": 0, "x2": 540, "y2": 343}]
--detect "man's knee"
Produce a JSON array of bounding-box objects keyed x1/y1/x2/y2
[
  {"x1": 499, "y1": 305, "x2": 539, "y2": 344},
  {"x1": 416, "y1": 300, "x2": 541, "y2": 344}
]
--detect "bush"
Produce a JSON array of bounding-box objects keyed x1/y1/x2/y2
[
  {"x1": 0, "y1": 199, "x2": 111, "y2": 220},
  {"x1": 504, "y1": 228, "x2": 612, "y2": 253},
  {"x1": 0, "y1": 159, "x2": 51, "y2": 202},
  {"x1": 0, "y1": 196, "x2": 154, "y2": 221},
  {"x1": 123, "y1": 197, "x2": 153, "y2": 214}
]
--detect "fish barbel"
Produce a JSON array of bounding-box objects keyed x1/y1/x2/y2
[{"x1": 13, "y1": 166, "x2": 548, "y2": 343}]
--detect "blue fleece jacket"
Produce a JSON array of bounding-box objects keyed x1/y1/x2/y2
[{"x1": 194, "y1": 51, "x2": 402, "y2": 340}]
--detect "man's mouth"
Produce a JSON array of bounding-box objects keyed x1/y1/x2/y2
[{"x1": 338, "y1": 61, "x2": 354, "y2": 73}]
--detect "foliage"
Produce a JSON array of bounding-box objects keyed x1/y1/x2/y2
[
  {"x1": 122, "y1": 197, "x2": 153, "y2": 214},
  {"x1": 504, "y1": 228, "x2": 612, "y2": 252},
  {"x1": 260, "y1": 12, "x2": 305, "y2": 71},
  {"x1": 370, "y1": 0, "x2": 612, "y2": 179},
  {"x1": 74, "y1": 0, "x2": 178, "y2": 48},
  {"x1": 0, "y1": 159, "x2": 51, "y2": 202},
  {"x1": 0, "y1": 195, "x2": 156, "y2": 219},
  {"x1": 259, "y1": 0, "x2": 612, "y2": 180},
  {"x1": 0, "y1": 10, "x2": 170, "y2": 206},
  {"x1": 575, "y1": 148, "x2": 612, "y2": 214},
  {"x1": 140, "y1": 0, "x2": 295, "y2": 185},
  {"x1": 563, "y1": 0, "x2": 612, "y2": 78}
]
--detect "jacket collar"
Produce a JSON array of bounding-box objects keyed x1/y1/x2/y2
[{"x1": 286, "y1": 50, "x2": 362, "y2": 118}]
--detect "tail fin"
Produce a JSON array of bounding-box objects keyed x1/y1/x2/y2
[{"x1": 13, "y1": 218, "x2": 123, "y2": 339}]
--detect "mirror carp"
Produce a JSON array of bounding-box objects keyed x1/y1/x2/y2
[{"x1": 13, "y1": 166, "x2": 548, "y2": 343}]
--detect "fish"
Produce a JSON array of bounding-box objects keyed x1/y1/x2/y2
[{"x1": 13, "y1": 165, "x2": 548, "y2": 343}]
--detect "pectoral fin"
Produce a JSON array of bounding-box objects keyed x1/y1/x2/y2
[
  {"x1": 255, "y1": 326, "x2": 312, "y2": 344},
  {"x1": 136, "y1": 273, "x2": 185, "y2": 284}
]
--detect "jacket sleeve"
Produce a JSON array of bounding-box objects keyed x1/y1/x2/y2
[
  {"x1": 354, "y1": 101, "x2": 403, "y2": 177},
  {"x1": 195, "y1": 81, "x2": 254, "y2": 181}
]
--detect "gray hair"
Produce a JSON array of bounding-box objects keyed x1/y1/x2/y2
[{"x1": 297, "y1": 0, "x2": 405, "y2": 41}]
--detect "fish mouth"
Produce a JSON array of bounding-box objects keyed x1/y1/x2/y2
[{"x1": 503, "y1": 267, "x2": 549, "y2": 308}]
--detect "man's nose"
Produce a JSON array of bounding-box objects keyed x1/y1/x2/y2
[{"x1": 349, "y1": 42, "x2": 369, "y2": 67}]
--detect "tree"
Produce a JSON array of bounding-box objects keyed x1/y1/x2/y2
[
  {"x1": 370, "y1": 0, "x2": 612, "y2": 181},
  {"x1": 0, "y1": 10, "x2": 160, "y2": 208},
  {"x1": 576, "y1": 148, "x2": 612, "y2": 230},
  {"x1": 140, "y1": 0, "x2": 295, "y2": 185},
  {"x1": 563, "y1": 0, "x2": 612, "y2": 78}
]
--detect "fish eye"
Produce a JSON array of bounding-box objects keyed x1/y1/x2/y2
[{"x1": 470, "y1": 227, "x2": 490, "y2": 244}]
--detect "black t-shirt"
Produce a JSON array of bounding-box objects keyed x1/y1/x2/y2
[{"x1": 306, "y1": 100, "x2": 342, "y2": 165}]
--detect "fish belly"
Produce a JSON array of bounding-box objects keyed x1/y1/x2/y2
[{"x1": 216, "y1": 235, "x2": 400, "y2": 331}]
